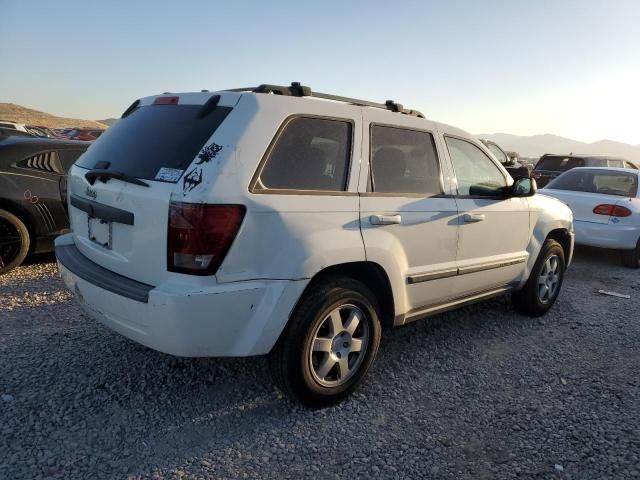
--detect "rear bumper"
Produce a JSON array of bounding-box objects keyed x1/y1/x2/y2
[
  {"x1": 55, "y1": 235, "x2": 308, "y2": 357},
  {"x1": 574, "y1": 220, "x2": 639, "y2": 250}
]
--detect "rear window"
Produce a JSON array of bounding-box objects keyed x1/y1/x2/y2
[
  {"x1": 535, "y1": 156, "x2": 587, "y2": 171},
  {"x1": 546, "y1": 169, "x2": 638, "y2": 197},
  {"x1": 75, "y1": 103, "x2": 231, "y2": 181},
  {"x1": 254, "y1": 116, "x2": 352, "y2": 192}
]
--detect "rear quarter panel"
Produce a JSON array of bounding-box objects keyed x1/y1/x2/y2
[{"x1": 208, "y1": 95, "x2": 366, "y2": 283}]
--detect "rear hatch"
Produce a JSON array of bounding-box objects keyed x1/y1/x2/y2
[
  {"x1": 543, "y1": 169, "x2": 638, "y2": 225},
  {"x1": 542, "y1": 189, "x2": 613, "y2": 224},
  {"x1": 68, "y1": 92, "x2": 238, "y2": 285}
]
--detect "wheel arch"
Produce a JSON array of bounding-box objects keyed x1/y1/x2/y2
[
  {"x1": 0, "y1": 199, "x2": 35, "y2": 242},
  {"x1": 546, "y1": 227, "x2": 572, "y2": 264},
  {"x1": 301, "y1": 261, "x2": 397, "y2": 329}
]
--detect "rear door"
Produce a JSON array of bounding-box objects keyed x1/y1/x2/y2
[
  {"x1": 67, "y1": 93, "x2": 239, "y2": 285},
  {"x1": 443, "y1": 135, "x2": 530, "y2": 296},
  {"x1": 359, "y1": 111, "x2": 459, "y2": 313}
]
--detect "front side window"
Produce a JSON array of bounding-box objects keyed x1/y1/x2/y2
[
  {"x1": 369, "y1": 125, "x2": 441, "y2": 194},
  {"x1": 257, "y1": 117, "x2": 352, "y2": 191},
  {"x1": 445, "y1": 137, "x2": 507, "y2": 196}
]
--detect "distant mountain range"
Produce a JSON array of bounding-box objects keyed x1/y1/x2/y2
[
  {"x1": 477, "y1": 133, "x2": 640, "y2": 163},
  {"x1": 97, "y1": 118, "x2": 118, "y2": 127},
  {"x1": 0, "y1": 103, "x2": 108, "y2": 129}
]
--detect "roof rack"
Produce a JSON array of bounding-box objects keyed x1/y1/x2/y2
[{"x1": 224, "y1": 82, "x2": 425, "y2": 118}]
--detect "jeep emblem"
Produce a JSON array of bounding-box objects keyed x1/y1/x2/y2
[{"x1": 86, "y1": 187, "x2": 97, "y2": 200}]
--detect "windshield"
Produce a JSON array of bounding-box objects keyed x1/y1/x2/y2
[
  {"x1": 75, "y1": 103, "x2": 232, "y2": 181},
  {"x1": 546, "y1": 169, "x2": 638, "y2": 197}
]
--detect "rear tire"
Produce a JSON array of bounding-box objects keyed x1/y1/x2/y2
[
  {"x1": 270, "y1": 276, "x2": 382, "y2": 408},
  {"x1": 0, "y1": 209, "x2": 30, "y2": 275},
  {"x1": 512, "y1": 239, "x2": 565, "y2": 317},
  {"x1": 621, "y1": 239, "x2": 640, "y2": 268}
]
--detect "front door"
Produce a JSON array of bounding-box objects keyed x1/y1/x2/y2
[{"x1": 442, "y1": 135, "x2": 530, "y2": 296}]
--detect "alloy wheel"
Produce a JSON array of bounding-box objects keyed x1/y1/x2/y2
[
  {"x1": 309, "y1": 304, "x2": 370, "y2": 387},
  {"x1": 537, "y1": 254, "x2": 561, "y2": 303}
]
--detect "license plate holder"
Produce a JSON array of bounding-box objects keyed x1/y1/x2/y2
[{"x1": 88, "y1": 217, "x2": 112, "y2": 249}]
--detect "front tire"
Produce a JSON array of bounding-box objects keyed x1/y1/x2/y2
[
  {"x1": 512, "y1": 239, "x2": 565, "y2": 317},
  {"x1": 270, "y1": 276, "x2": 382, "y2": 408},
  {"x1": 0, "y1": 209, "x2": 30, "y2": 275}
]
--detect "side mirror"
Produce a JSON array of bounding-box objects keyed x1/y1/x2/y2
[{"x1": 510, "y1": 176, "x2": 537, "y2": 197}]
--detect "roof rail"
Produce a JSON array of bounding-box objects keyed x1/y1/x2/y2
[{"x1": 223, "y1": 82, "x2": 425, "y2": 118}]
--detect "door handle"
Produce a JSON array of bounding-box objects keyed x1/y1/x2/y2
[
  {"x1": 370, "y1": 214, "x2": 402, "y2": 225},
  {"x1": 463, "y1": 213, "x2": 485, "y2": 223}
]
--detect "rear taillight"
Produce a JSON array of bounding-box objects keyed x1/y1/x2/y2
[
  {"x1": 593, "y1": 204, "x2": 632, "y2": 217},
  {"x1": 167, "y1": 202, "x2": 245, "y2": 275}
]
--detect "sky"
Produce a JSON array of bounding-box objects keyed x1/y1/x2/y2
[{"x1": 1, "y1": 0, "x2": 640, "y2": 144}]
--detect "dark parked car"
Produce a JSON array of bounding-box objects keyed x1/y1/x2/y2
[
  {"x1": 480, "y1": 139, "x2": 530, "y2": 178},
  {"x1": 66, "y1": 128, "x2": 105, "y2": 141},
  {"x1": 0, "y1": 127, "x2": 33, "y2": 138},
  {"x1": 531, "y1": 154, "x2": 637, "y2": 188},
  {"x1": 0, "y1": 136, "x2": 89, "y2": 274}
]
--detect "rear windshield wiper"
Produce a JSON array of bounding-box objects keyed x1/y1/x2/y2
[{"x1": 85, "y1": 169, "x2": 149, "y2": 187}]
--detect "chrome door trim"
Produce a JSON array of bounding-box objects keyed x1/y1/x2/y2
[
  {"x1": 407, "y1": 268, "x2": 458, "y2": 284},
  {"x1": 457, "y1": 256, "x2": 528, "y2": 275},
  {"x1": 407, "y1": 255, "x2": 527, "y2": 284}
]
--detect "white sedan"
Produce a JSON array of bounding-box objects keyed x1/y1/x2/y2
[{"x1": 541, "y1": 167, "x2": 640, "y2": 268}]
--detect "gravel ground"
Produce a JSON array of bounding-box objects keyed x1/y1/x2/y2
[{"x1": 1, "y1": 249, "x2": 639, "y2": 479}]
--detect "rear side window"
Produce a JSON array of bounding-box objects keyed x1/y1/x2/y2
[
  {"x1": 370, "y1": 125, "x2": 441, "y2": 194},
  {"x1": 547, "y1": 169, "x2": 638, "y2": 197},
  {"x1": 255, "y1": 116, "x2": 352, "y2": 192},
  {"x1": 75, "y1": 103, "x2": 232, "y2": 181},
  {"x1": 445, "y1": 136, "x2": 506, "y2": 196}
]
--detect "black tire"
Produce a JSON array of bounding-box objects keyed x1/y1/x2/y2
[
  {"x1": 0, "y1": 208, "x2": 30, "y2": 275},
  {"x1": 270, "y1": 276, "x2": 382, "y2": 408},
  {"x1": 512, "y1": 239, "x2": 565, "y2": 317},
  {"x1": 621, "y1": 238, "x2": 640, "y2": 268}
]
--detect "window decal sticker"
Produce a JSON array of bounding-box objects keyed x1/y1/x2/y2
[
  {"x1": 155, "y1": 167, "x2": 183, "y2": 182},
  {"x1": 196, "y1": 143, "x2": 223, "y2": 165},
  {"x1": 183, "y1": 167, "x2": 202, "y2": 195}
]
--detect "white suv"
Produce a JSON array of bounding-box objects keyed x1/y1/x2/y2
[{"x1": 56, "y1": 83, "x2": 574, "y2": 406}]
